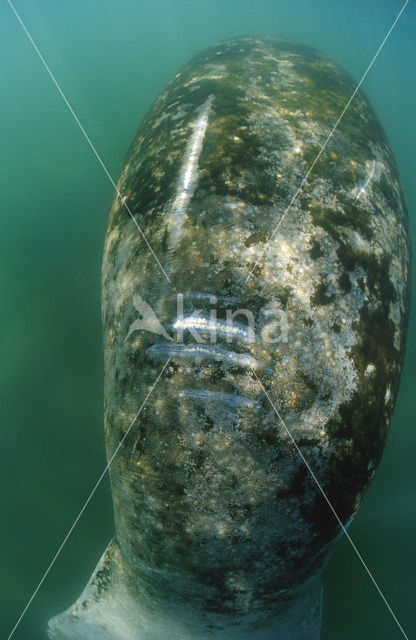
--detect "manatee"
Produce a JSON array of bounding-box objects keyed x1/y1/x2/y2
[{"x1": 48, "y1": 36, "x2": 411, "y2": 639}]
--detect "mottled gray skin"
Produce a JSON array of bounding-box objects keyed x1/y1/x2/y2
[{"x1": 49, "y1": 37, "x2": 410, "y2": 639}]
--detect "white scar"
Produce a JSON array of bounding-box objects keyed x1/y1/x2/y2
[
  {"x1": 355, "y1": 159, "x2": 376, "y2": 200},
  {"x1": 167, "y1": 95, "x2": 214, "y2": 250}
]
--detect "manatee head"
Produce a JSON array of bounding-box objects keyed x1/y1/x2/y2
[{"x1": 49, "y1": 36, "x2": 411, "y2": 640}]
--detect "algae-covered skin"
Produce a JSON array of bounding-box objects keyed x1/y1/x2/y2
[{"x1": 48, "y1": 37, "x2": 411, "y2": 640}]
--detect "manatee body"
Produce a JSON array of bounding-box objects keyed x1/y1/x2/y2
[{"x1": 48, "y1": 37, "x2": 410, "y2": 640}]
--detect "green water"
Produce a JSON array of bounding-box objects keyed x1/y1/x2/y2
[{"x1": 0, "y1": 1, "x2": 414, "y2": 638}]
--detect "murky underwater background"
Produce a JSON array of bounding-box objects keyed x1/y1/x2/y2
[{"x1": 0, "y1": 1, "x2": 415, "y2": 638}]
